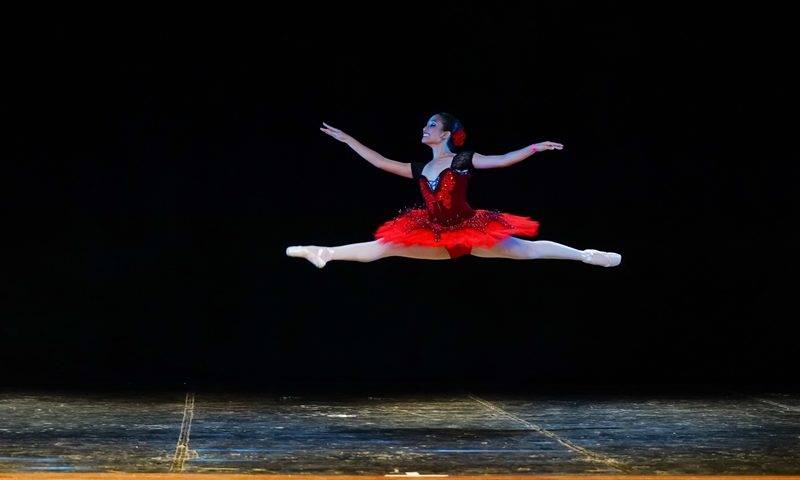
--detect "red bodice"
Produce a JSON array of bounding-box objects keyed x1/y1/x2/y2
[{"x1": 418, "y1": 167, "x2": 475, "y2": 225}]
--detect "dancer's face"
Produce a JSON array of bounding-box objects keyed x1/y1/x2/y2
[{"x1": 421, "y1": 115, "x2": 450, "y2": 146}]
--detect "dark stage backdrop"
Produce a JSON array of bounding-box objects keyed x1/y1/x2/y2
[{"x1": 5, "y1": 4, "x2": 796, "y2": 392}]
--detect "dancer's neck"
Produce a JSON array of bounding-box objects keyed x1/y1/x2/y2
[{"x1": 429, "y1": 143, "x2": 454, "y2": 161}]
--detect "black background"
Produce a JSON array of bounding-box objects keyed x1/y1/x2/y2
[{"x1": 5, "y1": 4, "x2": 797, "y2": 393}]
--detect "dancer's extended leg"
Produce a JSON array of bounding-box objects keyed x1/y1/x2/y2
[
  {"x1": 286, "y1": 240, "x2": 450, "y2": 268},
  {"x1": 471, "y1": 237, "x2": 621, "y2": 267}
]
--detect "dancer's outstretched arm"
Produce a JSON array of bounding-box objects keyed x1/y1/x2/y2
[
  {"x1": 320, "y1": 122, "x2": 412, "y2": 178},
  {"x1": 473, "y1": 141, "x2": 564, "y2": 169}
]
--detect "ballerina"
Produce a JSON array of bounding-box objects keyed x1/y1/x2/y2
[{"x1": 286, "y1": 113, "x2": 621, "y2": 269}]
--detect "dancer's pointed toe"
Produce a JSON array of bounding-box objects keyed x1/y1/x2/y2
[
  {"x1": 582, "y1": 249, "x2": 622, "y2": 267},
  {"x1": 285, "y1": 245, "x2": 333, "y2": 269}
]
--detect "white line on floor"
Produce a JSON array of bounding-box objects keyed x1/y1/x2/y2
[
  {"x1": 754, "y1": 397, "x2": 800, "y2": 412},
  {"x1": 466, "y1": 394, "x2": 632, "y2": 474}
]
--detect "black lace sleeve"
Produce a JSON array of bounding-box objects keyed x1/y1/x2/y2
[
  {"x1": 452, "y1": 150, "x2": 475, "y2": 172},
  {"x1": 411, "y1": 162, "x2": 426, "y2": 181}
]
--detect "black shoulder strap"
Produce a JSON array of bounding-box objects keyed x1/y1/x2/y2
[
  {"x1": 452, "y1": 150, "x2": 475, "y2": 171},
  {"x1": 411, "y1": 161, "x2": 426, "y2": 181}
]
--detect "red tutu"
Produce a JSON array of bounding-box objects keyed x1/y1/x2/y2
[{"x1": 374, "y1": 207, "x2": 539, "y2": 259}]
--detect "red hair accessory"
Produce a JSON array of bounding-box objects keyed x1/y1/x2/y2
[{"x1": 452, "y1": 128, "x2": 467, "y2": 147}]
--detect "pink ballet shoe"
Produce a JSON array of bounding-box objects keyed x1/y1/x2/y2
[
  {"x1": 286, "y1": 246, "x2": 334, "y2": 268},
  {"x1": 581, "y1": 249, "x2": 622, "y2": 267}
]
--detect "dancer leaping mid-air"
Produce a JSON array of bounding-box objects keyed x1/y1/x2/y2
[{"x1": 286, "y1": 113, "x2": 621, "y2": 269}]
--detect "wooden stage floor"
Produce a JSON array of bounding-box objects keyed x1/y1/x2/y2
[{"x1": 1, "y1": 391, "x2": 799, "y2": 476}]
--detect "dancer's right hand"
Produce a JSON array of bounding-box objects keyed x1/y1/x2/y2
[{"x1": 320, "y1": 122, "x2": 353, "y2": 144}]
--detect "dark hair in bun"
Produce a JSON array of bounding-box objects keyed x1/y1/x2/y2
[{"x1": 435, "y1": 112, "x2": 466, "y2": 151}]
